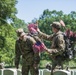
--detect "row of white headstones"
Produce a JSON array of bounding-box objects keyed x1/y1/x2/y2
[{"x1": 0, "y1": 68, "x2": 76, "y2": 75}]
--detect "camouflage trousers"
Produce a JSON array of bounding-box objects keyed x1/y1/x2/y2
[
  {"x1": 51, "y1": 55, "x2": 63, "y2": 75},
  {"x1": 22, "y1": 63, "x2": 35, "y2": 75},
  {"x1": 22, "y1": 57, "x2": 35, "y2": 75},
  {"x1": 33, "y1": 55, "x2": 40, "y2": 75},
  {"x1": 22, "y1": 56, "x2": 40, "y2": 75}
]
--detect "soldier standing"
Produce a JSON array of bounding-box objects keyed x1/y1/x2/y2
[
  {"x1": 15, "y1": 28, "x2": 39, "y2": 75},
  {"x1": 37, "y1": 22, "x2": 65, "y2": 75},
  {"x1": 27, "y1": 20, "x2": 45, "y2": 75}
]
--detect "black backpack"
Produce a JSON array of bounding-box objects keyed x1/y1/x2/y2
[{"x1": 62, "y1": 33, "x2": 75, "y2": 60}]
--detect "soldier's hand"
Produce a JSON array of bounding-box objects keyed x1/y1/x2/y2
[
  {"x1": 43, "y1": 45, "x2": 53, "y2": 54},
  {"x1": 47, "y1": 49, "x2": 53, "y2": 54},
  {"x1": 45, "y1": 48, "x2": 53, "y2": 54}
]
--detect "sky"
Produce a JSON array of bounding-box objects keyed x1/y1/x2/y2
[{"x1": 16, "y1": 0, "x2": 76, "y2": 23}]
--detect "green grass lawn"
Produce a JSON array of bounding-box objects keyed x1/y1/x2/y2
[
  {"x1": 39, "y1": 60, "x2": 51, "y2": 68},
  {"x1": 39, "y1": 58, "x2": 76, "y2": 69}
]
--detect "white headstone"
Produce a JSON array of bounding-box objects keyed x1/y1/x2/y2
[
  {"x1": 0, "y1": 69, "x2": 3, "y2": 75},
  {"x1": 0, "y1": 69, "x2": 2, "y2": 75},
  {"x1": 53, "y1": 70, "x2": 71, "y2": 75},
  {"x1": 3, "y1": 68, "x2": 21, "y2": 75},
  {"x1": 71, "y1": 70, "x2": 76, "y2": 75},
  {"x1": 43, "y1": 69, "x2": 51, "y2": 75},
  {"x1": 42, "y1": 69, "x2": 71, "y2": 75},
  {"x1": 17, "y1": 69, "x2": 22, "y2": 75},
  {"x1": 39, "y1": 69, "x2": 44, "y2": 75}
]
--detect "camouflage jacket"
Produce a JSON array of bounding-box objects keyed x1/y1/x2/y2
[
  {"x1": 38, "y1": 31, "x2": 65, "y2": 55},
  {"x1": 15, "y1": 35, "x2": 36, "y2": 66}
]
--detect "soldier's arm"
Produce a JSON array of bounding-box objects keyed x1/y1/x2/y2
[
  {"x1": 44, "y1": 47, "x2": 59, "y2": 54},
  {"x1": 38, "y1": 30, "x2": 53, "y2": 41},
  {"x1": 27, "y1": 36, "x2": 36, "y2": 44},
  {"x1": 15, "y1": 40, "x2": 21, "y2": 69},
  {"x1": 45, "y1": 35, "x2": 65, "y2": 55},
  {"x1": 57, "y1": 35, "x2": 65, "y2": 51},
  {"x1": 51, "y1": 35, "x2": 65, "y2": 55}
]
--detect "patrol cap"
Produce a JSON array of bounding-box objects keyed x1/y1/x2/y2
[
  {"x1": 16, "y1": 28, "x2": 25, "y2": 37},
  {"x1": 50, "y1": 22, "x2": 61, "y2": 30}
]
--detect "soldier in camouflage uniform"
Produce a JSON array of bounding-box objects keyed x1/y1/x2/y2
[
  {"x1": 37, "y1": 22, "x2": 65, "y2": 75},
  {"x1": 15, "y1": 28, "x2": 40, "y2": 75}
]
